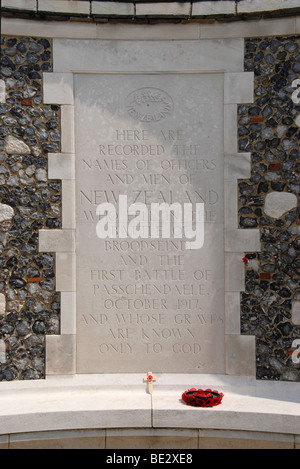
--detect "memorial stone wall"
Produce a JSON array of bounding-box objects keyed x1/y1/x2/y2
[{"x1": 0, "y1": 1, "x2": 300, "y2": 382}]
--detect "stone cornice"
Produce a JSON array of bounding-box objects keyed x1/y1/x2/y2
[{"x1": 1, "y1": 0, "x2": 300, "y2": 23}]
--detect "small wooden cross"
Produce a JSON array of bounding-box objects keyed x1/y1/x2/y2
[{"x1": 144, "y1": 371, "x2": 157, "y2": 394}]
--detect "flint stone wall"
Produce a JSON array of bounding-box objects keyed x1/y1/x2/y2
[{"x1": 0, "y1": 36, "x2": 60, "y2": 381}]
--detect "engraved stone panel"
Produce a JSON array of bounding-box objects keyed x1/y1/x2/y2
[{"x1": 75, "y1": 73, "x2": 225, "y2": 373}]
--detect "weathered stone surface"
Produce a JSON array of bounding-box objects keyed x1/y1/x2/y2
[
  {"x1": 4, "y1": 135, "x2": 30, "y2": 155},
  {"x1": 0, "y1": 203, "x2": 14, "y2": 222},
  {"x1": 264, "y1": 192, "x2": 297, "y2": 218},
  {"x1": 0, "y1": 294, "x2": 5, "y2": 315}
]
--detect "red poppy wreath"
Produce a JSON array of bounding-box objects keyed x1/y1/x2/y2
[{"x1": 182, "y1": 388, "x2": 224, "y2": 407}]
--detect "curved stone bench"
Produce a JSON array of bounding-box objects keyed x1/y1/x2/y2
[{"x1": 0, "y1": 374, "x2": 300, "y2": 448}]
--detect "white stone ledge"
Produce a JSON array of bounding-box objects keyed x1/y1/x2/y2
[
  {"x1": 92, "y1": 1, "x2": 134, "y2": 17},
  {"x1": 3, "y1": 0, "x2": 300, "y2": 19},
  {"x1": 136, "y1": 2, "x2": 191, "y2": 17},
  {"x1": 153, "y1": 391, "x2": 300, "y2": 434},
  {"x1": 2, "y1": 16, "x2": 300, "y2": 40},
  {"x1": 38, "y1": 0, "x2": 90, "y2": 15},
  {"x1": 2, "y1": 0, "x2": 37, "y2": 11},
  {"x1": 192, "y1": 1, "x2": 235, "y2": 17},
  {"x1": 2, "y1": 17, "x2": 98, "y2": 39},
  {"x1": 0, "y1": 374, "x2": 299, "y2": 436},
  {"x1": 237, "y1": 0, "x2": 300, "y2": 15},
  {"x1": 200, "y1": 16, "x2": 298, "y2": 38}
]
